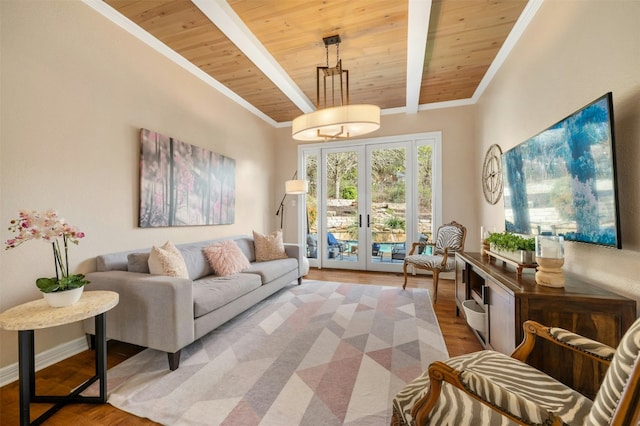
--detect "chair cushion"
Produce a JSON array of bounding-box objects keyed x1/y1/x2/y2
[
  {"x1": 405, "y1": 254, "x2": 455, "y2": 271},
  {"x1": 392, "y1": 350, "x2": 592, "y2": 426},
  {"x1": 434, "y1": 224, "x2": 464, "y2": 255},
  {"x1": 589, "y1": 317, "x2": 640, "y2": 425}
]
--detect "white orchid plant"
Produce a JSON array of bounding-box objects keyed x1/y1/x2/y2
[{"x1": 5, "y1": 209, "x2": 90, "y2": 292}]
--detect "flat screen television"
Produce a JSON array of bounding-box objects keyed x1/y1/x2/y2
[{"x1": 502, "y1": 92, "x2": 621, "y2": 248}]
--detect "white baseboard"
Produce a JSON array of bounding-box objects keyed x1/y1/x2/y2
[{"x1": 0, "y1": 336, "x2": 89, "y2": 387}]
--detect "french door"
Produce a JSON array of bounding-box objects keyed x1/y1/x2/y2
[{"x1": 299, "y1": 132, "x2": 441, "y2": 272}]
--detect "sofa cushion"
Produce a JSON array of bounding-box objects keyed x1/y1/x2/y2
[
  {"x1": 127, "y1": 252, "x2": 150, "y2": 273},
  {"x1": 203, "y1": 240, "x2": 251, "y2": 276},
  {"x1": 253, "y1": 230, "x2": 288, "y2": 261},
  {"x1": 179, "y1": 243, "x2": 214, "y2": 281},
  {"x1": 245, "y1": 258, "x2": 298, "y2": 284},
  {"x1": 192, "y1": 273, "x2": 262, "y2": 318},
  {"x1": 148, "y1": 241, "x2": 189, "y2": 278},
  {"x1": 234, "y1": 237, "x2": 256, "y2": 262}
]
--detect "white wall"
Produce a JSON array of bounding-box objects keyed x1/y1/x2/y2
[
  {"x1": 477, "y1": 1, "x2": 640, "y2": 303},
  {"x1": 0, "y1": 1, "x2": 277, "y2": 368}
]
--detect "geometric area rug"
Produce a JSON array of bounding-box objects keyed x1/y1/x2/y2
[{"x1": 101, "y1": 280, "x2": 449, "y2": 425}]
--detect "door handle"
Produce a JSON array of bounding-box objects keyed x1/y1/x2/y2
[
  {"x1": 358, "y1": 214, "x2": 362, "y2": 227},
  {"x1": 367, "y1": 214, "x2": 371, "y2": 227}
]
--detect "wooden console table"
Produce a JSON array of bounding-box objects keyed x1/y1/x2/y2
[
  {"x1": 455, "y1": 252, "x2": 636, "y2": 399},
  {"x1": 0, "y1": 291, "x2": 119, "y2": 426}
]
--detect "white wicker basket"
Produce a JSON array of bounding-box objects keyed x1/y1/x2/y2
[{"x1": 462, "y1": 299, "x2": 486, "y2": 333}]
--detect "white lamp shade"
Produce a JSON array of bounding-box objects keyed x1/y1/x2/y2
[
  {"x1": 285, "y1": 179, "x2": 308, "y2": 194},
  {"x1": 291, "y1": 104, "x2": 380, "y2": 141}
]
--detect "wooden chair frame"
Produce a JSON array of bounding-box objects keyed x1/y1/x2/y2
[
  {"x1": 402, "y1": 221, "x2": 466, "y2": 302},
  {"x1": 410, "y1": 320, "x2": 640, "y2": 426}
]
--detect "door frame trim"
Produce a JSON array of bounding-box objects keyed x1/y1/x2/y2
[{"x1": 297, "y1": 131, "x2": 442, "y2": 271}]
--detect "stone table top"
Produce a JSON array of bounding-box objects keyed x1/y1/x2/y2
[{"x1": 0, "y1": 291, "x2": 119, "y2": 331}]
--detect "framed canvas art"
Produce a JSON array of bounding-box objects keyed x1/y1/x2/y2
[{"x1": 139, "y1": 128, "x2": 235, "y2": 227}]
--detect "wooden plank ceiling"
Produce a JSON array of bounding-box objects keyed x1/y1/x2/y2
[{"x1": 104, "y1": 0, "x2": 528, "y2": 124}]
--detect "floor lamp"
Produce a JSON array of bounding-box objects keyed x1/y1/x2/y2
[{"x1": 275, "y1": 172, "x2": 308, "y2": 229}]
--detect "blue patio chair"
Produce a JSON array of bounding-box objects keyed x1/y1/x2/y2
[
  {"x1": 327, "y1": 233, "x2": 344, "y2": 259},
  {"x1": 391, "y1": 243, "x2": 406, "y2": 261}
]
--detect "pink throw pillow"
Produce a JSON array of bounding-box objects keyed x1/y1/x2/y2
[{"x1": 203, "y1": 240, "x2": 251, "y2": 276}]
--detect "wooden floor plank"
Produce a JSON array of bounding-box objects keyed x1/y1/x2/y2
[{"x1": 0, "y1": 269, "x2": 482, "y2": 425}]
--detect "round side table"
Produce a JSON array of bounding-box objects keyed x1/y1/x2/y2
[{"x1": 0, "y1": 290, "x2": 119, "y2": 426}]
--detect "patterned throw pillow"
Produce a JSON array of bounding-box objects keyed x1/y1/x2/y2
[
  {"x1": 203, "y1": 240, "x2": 251, "y2": 276},
  {"x1": 253, "y1": 230, "x2": 288, "y2": 262},
  {"x1": 148, "y1": 241, "x2": 189, "y2": 278}
]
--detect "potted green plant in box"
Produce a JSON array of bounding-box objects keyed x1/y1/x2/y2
[
  {"x1": 486, "y1": 231, "x2": 536, "y2": 264},
  {"x1": 5, "y1": 209, "x2": 90, "y2": 307}
]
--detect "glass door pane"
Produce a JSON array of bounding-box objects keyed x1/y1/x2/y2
[
  {"x1": 368, "y1": 145, "x2": 407, "y2": 269},
  {"x1": 324, "y1": 148, "x2": 362, "y2": 267},
  {"x1": 417, "y1": 144, "x2": 434, "y2": 242},
  {"x1": 304, "y1": 152, "x2": 319, "y2": 265}
]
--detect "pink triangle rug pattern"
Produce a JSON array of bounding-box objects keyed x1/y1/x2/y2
[{"x1": 103, "y1": 280, "x2": 449, "y2": 425}]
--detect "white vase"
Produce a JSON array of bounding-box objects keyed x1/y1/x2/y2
[{"x1": 42, "y1": 286, "x2": 84, "y2": 308}]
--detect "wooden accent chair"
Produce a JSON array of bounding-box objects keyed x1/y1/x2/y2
[
  {"x1": 402, "y1": 221, "x2": 466, "y2": 302},
  {"x1": 391, "y1": 318, "x2": 640, "y2": 426}
]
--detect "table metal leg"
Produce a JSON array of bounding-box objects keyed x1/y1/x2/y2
[
  {"x1": 18, "y1": 330, "x2": 34, "y2": 426},
  {"x1": 17, "y1": 312, "x2": 109, "y2": 425},
  {"x1": 95, "y1": 312, "x2": 107, "y2": 402}
]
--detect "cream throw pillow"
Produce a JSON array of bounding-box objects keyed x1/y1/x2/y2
[
  {"x1": 203, "y1": 240, "x2": 251, "y2": 276},
  {"x1": 148, "y1": 241, "x2": 189, "y2": 278},
  {"x1": 253, "y1": 230, "x2": 288, "y2": 261}
]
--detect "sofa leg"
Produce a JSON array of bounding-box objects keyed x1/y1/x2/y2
[
  {"x1": 168, "y1": 350, "x2": 181, "y2": 371},
  {"x1": 298, "y1": 277, "x2": 302, "y2": 285}
]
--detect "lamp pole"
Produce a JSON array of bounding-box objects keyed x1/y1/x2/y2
[{"x1": 275, "y1": 171, "x2": 298, "y2": 229}]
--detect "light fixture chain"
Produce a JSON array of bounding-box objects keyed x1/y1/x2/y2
[{"x1": 325, "y1": 44, "x2": 329, "y2": 67}]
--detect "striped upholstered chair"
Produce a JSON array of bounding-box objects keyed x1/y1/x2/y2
[
  {"x1": 391, "y1": 318, "x2": 640, "y2": 425},
  {"x1": 402, "y1": 221, "x2": 466, "y2": 302}
]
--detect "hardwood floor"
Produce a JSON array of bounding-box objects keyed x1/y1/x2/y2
[{"x1": 0, "y1": 269, "x2": 482, "y2": 425}]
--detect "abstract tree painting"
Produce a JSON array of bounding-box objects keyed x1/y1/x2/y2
[{"x1": 139, "y1": 129, "x2": 235, "y2": 227}]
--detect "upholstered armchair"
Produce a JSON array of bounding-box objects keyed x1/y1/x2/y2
[
  {"x1": 392, "y1": 318, "x2": 640, "y2": 426},
  {"x1": 402, "y1": 221, "x2": 466, "y2": 302}
]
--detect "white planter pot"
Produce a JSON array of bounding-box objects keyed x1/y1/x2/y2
[
  {"x1": 42, "y1": 286, "x2": 84, "y2": 308},
  {"x1": 489, "y1": 244, "x2": 535, "y2": 264}
]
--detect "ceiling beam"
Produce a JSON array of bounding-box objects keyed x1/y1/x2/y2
[
  {"x1": 192, "y1": 0, "x2": 315, "y2": 114},
  {"x1": 472, "y1": 0, "x2": 544, "y2": 101},
  {"x1": 405, "y1": 0, "x2": 432, "y2": 114},
  {"x1": 82, "y1": 0, "x2": 278, "y2": 126}
]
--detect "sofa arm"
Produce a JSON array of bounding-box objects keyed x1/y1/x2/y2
[
  {"x1": 284, "y1": 243, "x2": 303, "y2": 277},
  {"x1": 83, "y1": 271, "x2": 195, "y2": 353}
]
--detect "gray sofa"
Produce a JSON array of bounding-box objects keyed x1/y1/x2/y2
[{"x1": 83, "y1": 235, "x2": 303, "y2": 370}]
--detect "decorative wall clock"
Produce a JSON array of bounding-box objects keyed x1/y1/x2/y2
[{"x1": 482, "y1": 144, "x2": 503, "y2": 205}]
